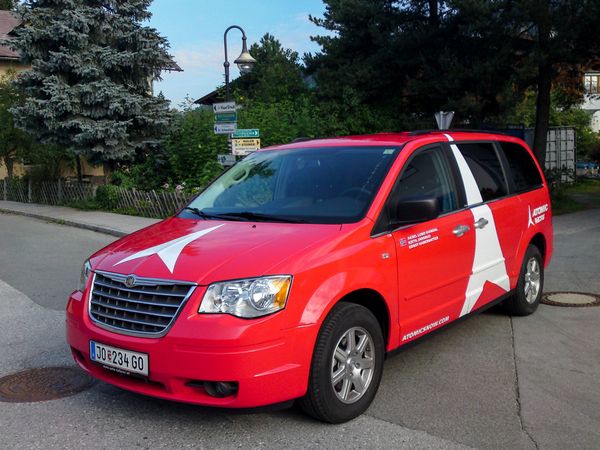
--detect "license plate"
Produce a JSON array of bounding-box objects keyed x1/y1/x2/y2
[{"x1": 89, "y1": 341, "x2": 148, "y2": 376}]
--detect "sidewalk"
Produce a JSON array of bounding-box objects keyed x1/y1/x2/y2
[{"x1": 0, "y1": 201, "x2": 159, "y2": 237}]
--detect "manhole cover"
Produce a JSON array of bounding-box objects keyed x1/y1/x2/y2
[
  {"x1": 541, "y1": 292, "x2": 600, "y2": 307},
  {"x1": 0, "y1": 367, "x2": 96, "y2": 403}
]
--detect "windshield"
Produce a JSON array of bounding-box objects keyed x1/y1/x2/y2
[{"x1": 179, "y1": 146, "x2": 401, "y2": 224}]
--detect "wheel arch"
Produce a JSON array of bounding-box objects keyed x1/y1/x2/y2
[
  {"x1": 337, "y1": 288, "x2": 391, "y2": 349},
  {"x1": 529, "y1": 232, "x2": 547, "y2": 263}
]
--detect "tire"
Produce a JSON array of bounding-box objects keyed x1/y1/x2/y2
[
  {"x1": 298, "y1": 302, "x2": 385, "y2": 423},
  {"x1": 504, "y1": 245, "x2": 544, "y2": 316}
]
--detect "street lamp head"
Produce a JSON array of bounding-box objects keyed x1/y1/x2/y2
[{"x1": 234, "y1": 40, "x2": 256, "y2": 75}]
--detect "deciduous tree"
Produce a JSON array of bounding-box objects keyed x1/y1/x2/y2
[
  {"x1": 308, "y1": 0, "x2": 600, "y2": 165},
  {"x1": 0, "y1": 71, "x2": 32, "y2": 179}
]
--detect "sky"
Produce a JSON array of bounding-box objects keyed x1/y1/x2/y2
[{"x1": 148, "y1": 0, "x2": 328, "y2": 108}]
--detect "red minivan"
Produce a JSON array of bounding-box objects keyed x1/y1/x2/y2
[{"x1": 66, "y1": 131, "x2": 552, "y2": 423}]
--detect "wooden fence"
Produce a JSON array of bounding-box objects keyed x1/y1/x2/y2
[
  {"x1": 0, "y1": 178, "x2": 193, "y2": 219},
  {"x1": 107, "y1": 186, "x2": 191, "y2": 218}
]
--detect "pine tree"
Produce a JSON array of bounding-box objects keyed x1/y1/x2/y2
[
  {"x1": 0, "y1": 0, "x2": 15, "y2": 10},
  {"x1": 236, "y1": 33, "x2": 308, "y2": 103},
  {"x1": 10, "y1": 0, "x2": 176, "y2": 162}
]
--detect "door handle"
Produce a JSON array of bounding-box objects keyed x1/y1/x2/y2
[
  {"x1": 453, "y1": 225, "x2": 470, "y2": 237},
  {"x1": 474, "y1": 218, "x2": 489, "y2": 229}
]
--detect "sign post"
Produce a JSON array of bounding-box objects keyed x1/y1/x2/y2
[
  {"x1": 212, "y1": 105, "x2": 261, "y2": 158},
  {"x1": 213, "y1": 102, "x2": 238, "y2": 136}
]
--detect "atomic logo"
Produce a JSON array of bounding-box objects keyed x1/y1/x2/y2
[
  {"x1": 527, "y1": 206, "x2": 535, "y2": 228},
  {"x1": 528, "y1": 204, "x2": 548, "y2": 228}
]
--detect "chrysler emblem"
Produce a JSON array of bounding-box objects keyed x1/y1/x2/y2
[{"x1": 125, "y1": 275, "x2": 136, "y2": 288}]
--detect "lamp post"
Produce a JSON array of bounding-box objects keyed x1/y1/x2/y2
[{"x1": 223, "y1": 25, "x2": 256, "y2": 101}]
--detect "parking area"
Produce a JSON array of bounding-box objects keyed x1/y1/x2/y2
[{"x1": 0, "y1": 209, "x2": 599, "y2": 449}]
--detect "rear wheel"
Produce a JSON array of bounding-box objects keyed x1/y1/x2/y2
[
  {"x1": 299, "y1": 302, "x2": 385, "y2": 423},
  {"x1": 504, "y1": 245, "x2": 544, "y2": 316}
]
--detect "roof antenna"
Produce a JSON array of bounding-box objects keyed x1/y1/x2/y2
[{"x1": 435, "y1": 111, "x2": 455, "y2": 130}]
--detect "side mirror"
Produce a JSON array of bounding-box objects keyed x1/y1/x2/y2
[{"x1": 391, "y1": 196, "x2": 440, "y2": 226}]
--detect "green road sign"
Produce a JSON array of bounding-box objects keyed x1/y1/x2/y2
[
  {"x1": 232, "y1": 128, "x2": 260, "y2": 138},
  {"x1": 214, "y1": 112, "x2": 237, "y2": 123}
]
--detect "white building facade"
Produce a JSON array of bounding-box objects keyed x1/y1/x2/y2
[{"x1": 582, "y1": 72, "x2": 600, "y2": 132}]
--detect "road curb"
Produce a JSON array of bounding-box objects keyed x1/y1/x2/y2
[{"x1": 0, "y1": 208, "x2": 126, "y2": 237}]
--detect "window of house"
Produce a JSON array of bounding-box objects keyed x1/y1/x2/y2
[{"x1": 584, "y1": 73, "x2": 600, "y2": 94}]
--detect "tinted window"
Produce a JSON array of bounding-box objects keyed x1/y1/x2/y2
[
  {"x1": 500, "y1": 142, "x2": 543, "y2": 192},
  {"x1": 457, "y1": 143, "x2": 507, "y2": 202},
  {"x1": 182, "y1": 146, "x2": 400, "y2": 224},
  {"x1": 393, "y1": 146, "x2": 458, "y2": 214}
]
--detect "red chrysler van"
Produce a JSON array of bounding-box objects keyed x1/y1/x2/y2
[{"x1": 66, "y1": 131, "x2": 552, "y2": 423}]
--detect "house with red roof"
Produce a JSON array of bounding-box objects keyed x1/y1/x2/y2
[{"x1": 0, "y1": 10, "x2": 28, "y2": 75}]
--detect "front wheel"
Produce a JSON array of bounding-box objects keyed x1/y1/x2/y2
[
  {"x1": 504, "y1": 245, "x2": 544, "y2": 316},
  {"x1": 299, "y1": 302, "x2": 385, "y2": 423}
]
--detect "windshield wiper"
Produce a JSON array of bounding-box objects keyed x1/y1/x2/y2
[
  {"x1": 213, "y1": 211, "x2": 307, "y2": 223},
  {"x1": 182, "y1": 207, "x2": 303, "y2": 223},
  {"x1": 181, "y1": 207, "x2": 228, "y2": 220}
]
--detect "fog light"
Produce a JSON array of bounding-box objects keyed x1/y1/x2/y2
[
  {"x1": 187, "y1": 380, "x2": 239, "y2": 398},
  {"x1": 205, "y1": 381, "x2": 238, "y2": 398}
]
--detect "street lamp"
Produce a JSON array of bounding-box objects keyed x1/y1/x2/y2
[{"x1": 223, "y1": 25, "x2": 256, "y2": 101}]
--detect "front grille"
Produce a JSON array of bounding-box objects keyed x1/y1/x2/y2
[{"x1": 89, "y1": 271, "x2": 195, "y2": 336}]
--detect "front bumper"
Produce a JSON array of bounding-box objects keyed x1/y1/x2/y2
[{"x1": 66, "y1": 287, "x2": 317, "y2": 408}]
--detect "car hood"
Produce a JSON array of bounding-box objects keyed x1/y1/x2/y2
[{"x1": 91, "y1": 218, "x2": 343, "y2": 284}]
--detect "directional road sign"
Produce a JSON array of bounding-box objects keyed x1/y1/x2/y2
[
  {"x1": 232, "y1": 138, "x2": 261, "y2": 156},
  {"x1": 214, "y1": 123, "x2": 237, "y2": 134},
  {"x1": 214, "y1": 112, "x2": 237, "y2": 123},
  {"x1": 232, "y1": 129, "x2": 260, "y2": 139},
  {"x1": 213, "y1": 102, "x2": 236, "y2": 113}
]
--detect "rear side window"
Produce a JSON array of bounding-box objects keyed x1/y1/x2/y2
[
  {"x1": 457, "y1": 143, "x2": 507, "y2": 202},
  {"x1": 499, "y1": 142, "x2": 543, "y2": 192}
]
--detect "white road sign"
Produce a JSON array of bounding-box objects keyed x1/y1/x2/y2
[
  {"x1": 214, "y1": 122, "x2": 237, "y2": 134},
  {"x1": 217, "y1": 154, "x2": 236, "y2": 166},
  {"x1": 213, "y1": 102, "x2": 236, "y2": 113}
]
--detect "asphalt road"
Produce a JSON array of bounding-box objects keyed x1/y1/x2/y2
[{"x1": 0, "y1": 210, "x2": 599, "y2": 449}]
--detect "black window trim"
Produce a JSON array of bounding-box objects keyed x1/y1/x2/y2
[
  {"x1": 371, "y1": 143, "x2": 462, "y2": 237},
  {"x1": 370, "y1": 138, "x2": 545, "y2": 238}
]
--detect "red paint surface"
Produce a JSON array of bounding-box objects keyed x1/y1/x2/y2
[{"x1": 66, "y1": 131, "x2": 553, "y2": 408}]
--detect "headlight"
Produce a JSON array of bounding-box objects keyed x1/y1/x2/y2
[
  {"x1": 199, "y1": 276, "x2": 292, "y2": 318},
  {"x1": 78, "y1": 260, "x2": 92, "y2": 292}
]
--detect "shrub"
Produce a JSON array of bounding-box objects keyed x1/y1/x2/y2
[{"x1": 95, "y1": 184, "x2": 120, "y2": 210}]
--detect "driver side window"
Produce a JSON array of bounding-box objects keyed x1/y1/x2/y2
[{"x1": 393, "y1": 146, "x2": 458, "y2": 214}]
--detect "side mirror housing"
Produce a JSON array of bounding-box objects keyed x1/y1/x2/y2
[{"x1": 391, "y1": 196, "x2": 440, "y2": 226}]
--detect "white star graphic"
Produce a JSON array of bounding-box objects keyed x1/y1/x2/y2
[
  {"x1": 445, "y1": 134, "x2": 510, "y2": 317},
  {"x1": 114, "y1": 224, "x2": 224, "y2": 273},
  {"x1": 527, "y1": 206, "x2": 535, "y2": 228}
]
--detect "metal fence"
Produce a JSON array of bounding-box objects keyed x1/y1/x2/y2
[
  {"x1": 0, "y1": 178, "x2": 192, "y2": 219},
  {"x1": 524, "y1": 126, "x2": 576, "y2": 183}
]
